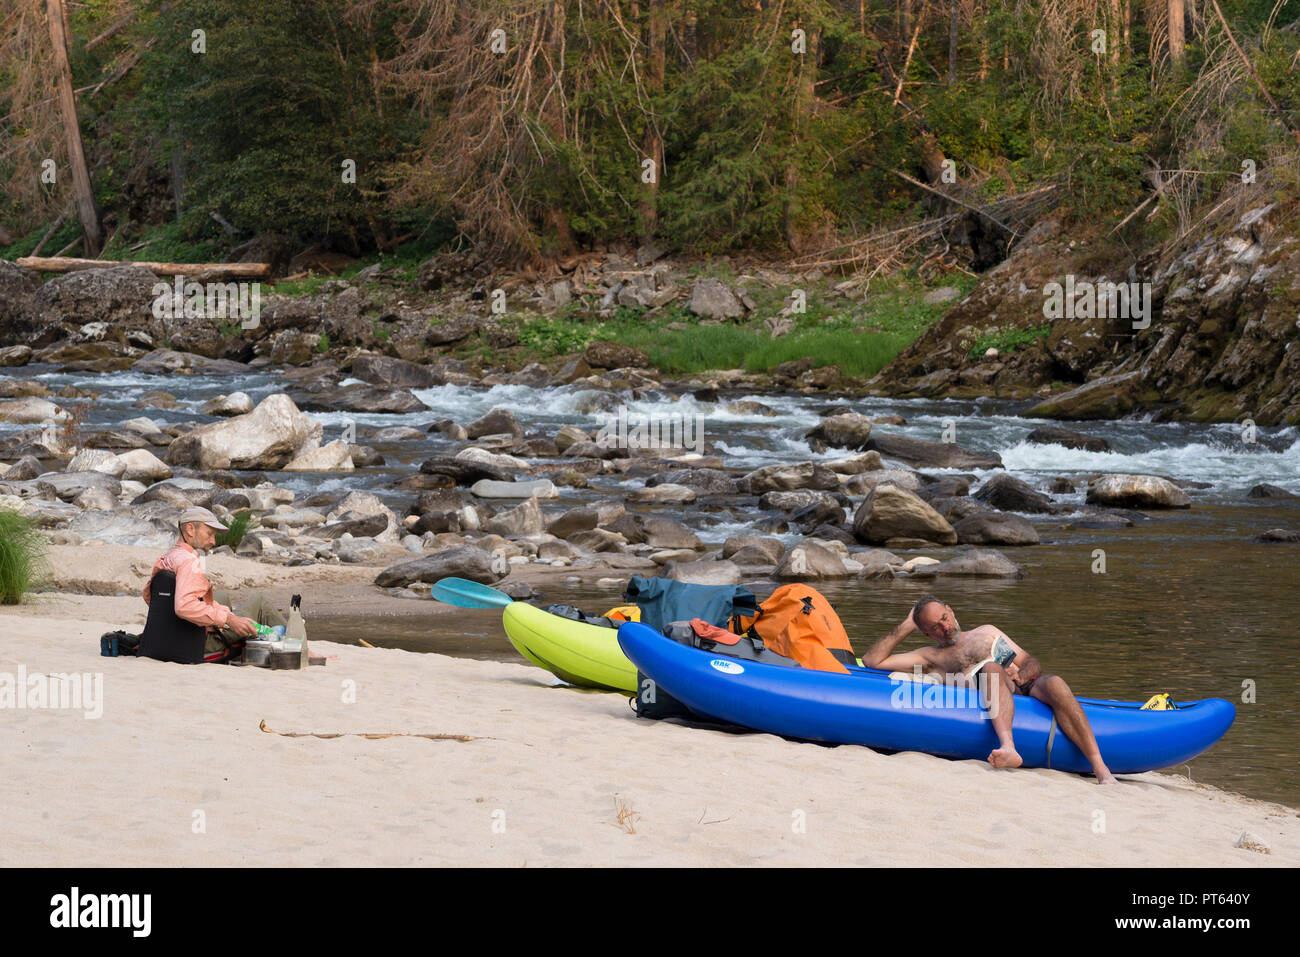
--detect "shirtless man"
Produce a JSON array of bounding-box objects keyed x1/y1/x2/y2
[{"x1": 862, "y1": 594, "x2": 1116, "y2": 784}]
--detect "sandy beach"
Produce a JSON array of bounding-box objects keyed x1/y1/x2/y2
[{"x1": 1, "y1": 547, "x2": 1294, "y2": 867}]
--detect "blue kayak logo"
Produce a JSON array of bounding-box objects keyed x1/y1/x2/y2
[{"x1": 710, "y1": 659, "x2": 744, "y2": 675}]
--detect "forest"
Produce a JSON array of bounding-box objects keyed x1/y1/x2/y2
[{"x1": 2, "y1": 0, "x2": 1298, "y2": 271}]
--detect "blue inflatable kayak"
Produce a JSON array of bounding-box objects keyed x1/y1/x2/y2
[{"x1": 617, "y1": 622, "x2": 1235, "y2": 774}]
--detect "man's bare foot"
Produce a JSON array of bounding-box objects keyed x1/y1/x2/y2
[
  {"x1": 989, "y1": 746, "x2": 1023, "y2": 769},
  {"x1": 1095, "y1": 770, "x2": 1117, "y2": 785}
]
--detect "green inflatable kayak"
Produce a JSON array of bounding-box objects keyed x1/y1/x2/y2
[{"x1": 502, "y1": 602, "x2": 637, "y2": 692}]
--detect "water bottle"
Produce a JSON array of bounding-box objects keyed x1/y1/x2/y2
[{"x1": 254, "y1": 623, "x2": 286, "y2": 639}]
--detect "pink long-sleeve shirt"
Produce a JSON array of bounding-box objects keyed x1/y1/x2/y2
[{"x1": 143, "y1": 542, "x2": 232, "y2": 629}]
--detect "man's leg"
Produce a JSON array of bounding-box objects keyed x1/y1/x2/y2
[
  {"x1": 233, "y1": 594, "x2": 287, "y2": 629},
  {"x1": 978, "y1": 663, "x2": 1022, "y2": 768},
  {"x1": 1030, "y1": 675, "x2": 1116, "y2": 784},
  {"x1": 212, "y1": 591, "x2": 286, "y2": 645}
]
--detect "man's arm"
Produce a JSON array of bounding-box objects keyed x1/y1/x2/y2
[
  {"x1": 980, "y1": 627, "x2": 1040, "y2": 686},
  {"x1": 860, "y1": 611, "x2": 936, "y2": 671},
  {"x1": 173, "y1": 557, "x2": 232, "y2": 629},
  {"x1": 1006, "y1": 654, "x2": 1043, "y2": 687}
]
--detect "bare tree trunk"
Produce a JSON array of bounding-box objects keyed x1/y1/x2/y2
[
  {"x1": 1169, "y1": 0, "x2": 1186, "y2": 64},
  {"x1": 1110, "y1": 0, "x2": 1122, "y2": 66},
  {"x1": 784, "y1": 24, "x2": 818, "y2": 251},
  {"x1": 682, "y1": 3, "x2": 697, "y2": 65},
  {"x1": 639, "y1": 0, "x2": 666, "y2": 244},
  {"x1": 46, "y1": 0, "x2": 102, "y2": 256},
  {"x1": 948, "y1": 0, "x2": 959, "y2": 85}
]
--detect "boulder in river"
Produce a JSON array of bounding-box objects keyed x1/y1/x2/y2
[
  {"x1": 805, "y1": 413, "x2": 874, "y2": 452},
  {"x1": 1252, "y1": 528, "x2": 1300, "y2": 543},
  {"x1": 133, "y1": 479, "x2": 219, "y2": 509},
  {"x1": 824, "y1": 451, "x2": 885, "y2": 474},
  {"x1": 759, "y1": 489, "x2": 843, "y2": 513},
  {"x1": 546, "y1": 505, "x2": 599, "y2": 538},
  {"x1": 775, "y1": 540, "x2": 849, "y2": 579},
  {"x1": 470, "y1": 478, "x2": 557, "y2": 499},
  {"x1": 200, "y1": 392, "x2": 254, "y2": 417},
  {"x1": 844, "y1": 469, "x2": 923, "y2": 495},
  {"x1": 65, "y1": 512, "x2": 175, "y2": 549},
  {"x1": 283, "y1": 439, "x2": 355, "y2": 471},
  {"x1": 952, "y1": 512, "x2": 1039, "y2": 546},
  {"x1": 36, "y1": 470, "x2": 122, "y2": 502},
  {"x1": 113, "y1": 449, "x2": 173, "y2": 483},
  {"x1": 972, "y1": 473, "x2": 1059, "y2": 514},
  {"x1": 0, "y1": 397, "x2": 67, "y2": 424},
  {"x1": 294, "y1": 383, "x2": 428, "y2": 415},
  {"x1": 630, "y1": 514, "x2": 703, "y2": 550},
  {"x1": 0, "y1": 345, "x2": 33, "y2": 367},
  {"x1": 646, "y1": 468, "x2": 738, "y2": 495},
  {"x1": 1021, "y1": 371, "x2": 1143, "y2": 421},
  {"x1": 852, "y1": 484, "x2": 958, "y2": 546},
  {"x1": 657, "y1": 559, "x2": 742, "y2": 585},
  {"x1": 466, "y1": 407, "x2": 524, "y2": 439},
  {"x1": 740, "y1": 462, "x2": 840, "y2": 494},
  {"x1": 351, "y1": 355, "x2": 444, "y2": 389},
  {"x1": 374, "y1": 545, "x2": 508, "y2": 586},
  {"x1": 132, "y1": 349, "x2": 252, "y2": 376},
  {"x1": 1, "y1": 455, "x2": 43, "y2": 481},
  {"x1": 1085, "y1": 474, "x2": 1191, "y2": 509},
  {"x1": 165, "y1": 393, "x2": 322, "y2": 470},
  {"x1": 481, "y1": 497, "x2": 544, "y2": 536},
  {"x1": 419, "y1": 456, "x2": 514, "y2": 485},
  {"x1": 722, "y1": 536, "x2": 785, "y2": 564},
  {"x1": 906, "y1": 547, "x2": 1028, "y2": 579},
  {"x1": 1246, "y1": 483, "x2": 1297, "y2": 499},
  {"x1": 864, "y1": 433, "x2": 1003, "y2": 469},
  {"x1": 1025, "y1": 426, "x2": 1111, "y2": 452},
  {"x1": 627, "y1": 483, "x2": 697, "y2": 505},
  {"x1": 554, "y1": 425, "x2": 590, "y2": 452}
]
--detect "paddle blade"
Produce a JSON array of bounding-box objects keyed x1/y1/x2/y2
[{"x1": 431, "y1": 577, "x2": 513, "y2": 608}]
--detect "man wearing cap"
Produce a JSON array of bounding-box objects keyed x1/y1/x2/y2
[{"x1": 139, "y1": 507, "x2": 285, "y2": 663}]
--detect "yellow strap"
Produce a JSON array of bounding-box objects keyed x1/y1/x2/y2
[{"x1": 1141, "y1": 693, "x2": 1173, "y2": 711}]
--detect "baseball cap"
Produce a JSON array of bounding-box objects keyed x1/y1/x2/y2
[{"x1": 179, "y1": 506, "x2": 230, "y2": 533}]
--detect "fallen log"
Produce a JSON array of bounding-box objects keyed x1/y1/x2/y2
[{"x1": 16, "y1": 255, "x2": 271, "y2": 278}]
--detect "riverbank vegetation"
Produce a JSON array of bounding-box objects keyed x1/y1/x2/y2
[{"x1": 4, "y1": 0, "x2": 1297, "y2": 264}]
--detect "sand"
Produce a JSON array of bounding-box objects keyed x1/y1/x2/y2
[{"x1": 1, "y1": 545, "x2": 1295, "y2": 867}]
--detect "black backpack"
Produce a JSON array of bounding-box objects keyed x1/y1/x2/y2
[{"x1": 100, "y1": 631, "x2": 141, "y2": 657}]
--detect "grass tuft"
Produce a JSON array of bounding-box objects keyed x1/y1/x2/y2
[{"x1": 0, "y1": 509, "x2": 50, "y2": 604}]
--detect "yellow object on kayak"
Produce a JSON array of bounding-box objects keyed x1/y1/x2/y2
[
  {"x1": 1140, "y1": 693, "x2": 1179, "y2": 710},
  {"x1": 603, "y1": 605, "x2": 641, "y2": 622},
  {"x1": 502, "y1": 602, "x2": 637, "y2": 693}
]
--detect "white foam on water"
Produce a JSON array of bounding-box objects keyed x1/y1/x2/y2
[
  {"x1": 695, "y1": 519, "x2": 801, "y2": 546},
  {"x1": 1000, "y1": 438, "x2": 1300, "y2": 490}
]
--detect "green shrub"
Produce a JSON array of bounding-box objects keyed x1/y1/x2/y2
[
  {"x1": 968, "y1": 324, "x2": 1050, "y2": 359},
  {"x1": 215, "y1": 511, "x2": 255, "y2": 550},
  {"x1": 0, "y1": 510, "x2": 49, "y2": 604}
]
